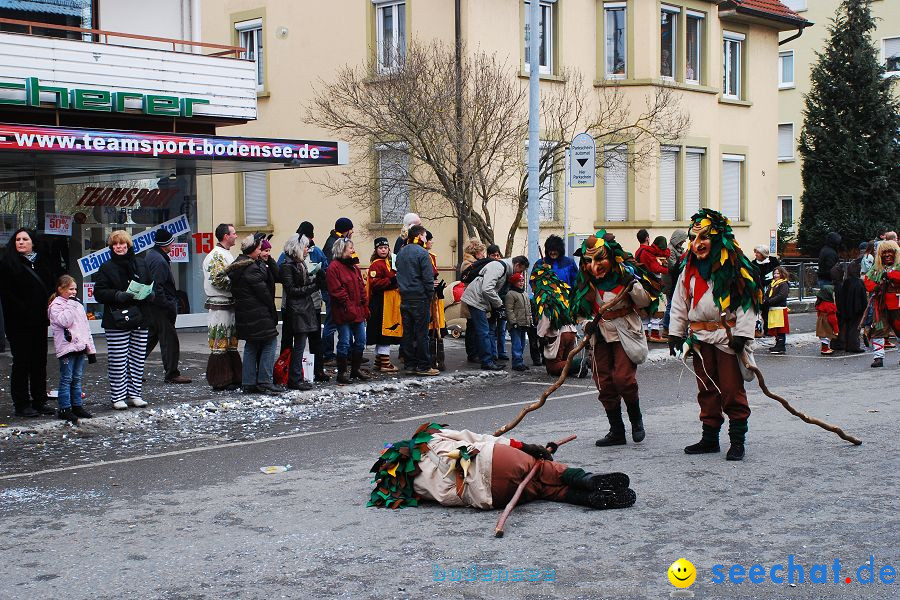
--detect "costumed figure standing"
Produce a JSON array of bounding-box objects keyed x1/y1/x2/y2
[
  {"x1": 366, "y1": 237, "x2": 402, "y2": 373},
  {"x1": 426, "y1": 231, "x2": 447, "y2": 371},
  {"x1": 368, "y1": 423, "x2": 636, "y2": 511},
  {"x1": 863, "y1": 240, "x2": 900, "y2": 368},
  {"x1": 667, "y1": 209, "x2": 762, "y2": 461},
  {"x1": 570, "y1": 232, "x2": 661, "y2": 447},
  {"x1": 202, "y1": 232, "x2": 242, "y2": 390},
  {"x1": 530, "y1": 262, "x2": 577, "y2": 377}
]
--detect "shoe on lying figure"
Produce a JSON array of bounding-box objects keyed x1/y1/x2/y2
[{"x1": 565, "y1": 487, "x2": 637, "y2": 510}]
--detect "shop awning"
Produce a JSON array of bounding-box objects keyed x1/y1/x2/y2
[{"x1": 0, "y1": 123, "x2": 348, "y2": 185}]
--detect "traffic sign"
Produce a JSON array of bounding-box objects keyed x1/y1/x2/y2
[{"x1": 569, "y1": 133, "x2": 596, "y2": 188}]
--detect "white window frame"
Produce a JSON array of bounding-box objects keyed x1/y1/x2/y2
[
  {"x1": 375, "y1": 143, "x2": 410, "y2": 224},
  {"x1": 524, "y1": 0, "x2": 555, "y2": 75},
  {"x1": 883, "y1": 37, "x2": 900, "y2": 77},
  {"x1": 778, "y1": 50, "x2": 794, "y2": 88},
  {"x1": 723, "y1": 31, "x2": 744, "y2": 99},
  {"x1": 242, "y1": 171, "x2": 269, "y2": 227},
  {"x1": 778, "y1": 123, "x2": 794, "y2": 162},
  {"x1": 684, "y1": 147, "x2": 705, "y2": 217},
  {"x1": 660, "y1": 5, "x2": 680, "y2": 80},
  {"x1": 603, "y1": 145, "x2": 628, "y2": 222},
  {"x1": 685, "y1": 11, "x2": 704, "y2": 85},
  {"x1": 374, "y1": 0, "x2": 406, "y2": 75},
  {"x1": 235, "y1": 18, "x2": 264, "y2": 91},
  {"x1": 604, "y1": 2, "x2": 627, "y2": 80},
  {"x1": 721, "y1": 154, "x2": 744, "y2": 222},
  {"x1": 777, "y1": 195, "x2": 794, "y2": 232}
]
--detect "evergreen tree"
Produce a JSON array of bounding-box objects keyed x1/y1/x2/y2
[{"x1": 797, "y1": 0, "x2": 899, "y2": 254}]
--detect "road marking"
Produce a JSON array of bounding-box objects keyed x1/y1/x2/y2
[
  {"x1": 0, "y1": 425, "x2": 363, "y2": 481},
  {"x1": 391, "y1": 390, "x2": 596, "y2": 423},
  {"x1": 521, "y1": 381, "x2": 593, "y2": 389}
]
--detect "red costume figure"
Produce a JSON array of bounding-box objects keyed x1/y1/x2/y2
[{"x1": 863, "y1": 240, "x2": 900, "y2": 368}]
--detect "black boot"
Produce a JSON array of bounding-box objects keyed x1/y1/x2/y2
[
  {"x1": 561, "y1": 467, "x2": 630, "y2": 491},
  {"x1": 595, "y1": 406, "x2": 627, "y2": 447},
  {"x1": 769, "y1": 334, "x2": 786, "y2": 354},
  {"x1": 564, "y1": 487, "x2": 636, "y2": 510},
  {"x1": 684, "y1": 424, "x2": 721, "y2": 454},
  {"x1": 57, "y1": 408, "x2": 79, "y2": 423},
  {"x1": 336, "y1": 356, "x2": 351, "y2": 384},
  {"x1": 726, "y1": 419, "x2": 747, "y2": 461},
  {"x1": 313, "y1": 353, "x2": 330, "y2": 382},
  {"x1": 625, "y1": 401, "x2": 645, "y2": 443},
  {"x1": 350, "y1": 353, "x2": 370, "y2": 381},
  {"x1": 71, "y1": 405, "x2": 93, "y2": 419}
]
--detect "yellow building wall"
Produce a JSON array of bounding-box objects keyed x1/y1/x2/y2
[{"x1": 201, "y1": 0, "x2": 794, "y2": 271}]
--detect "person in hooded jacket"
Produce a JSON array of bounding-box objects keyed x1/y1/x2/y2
[
  {"x1": 817, "y1": 232, "x2": 841, "y2": 289},
  {"x1": 0, "y1": 228, "x2": 59, "y2": 417},
  {"x1": 227, "y1": 233, "x2": 283, "y2": 395},
  {"x1": 531, "y1": 235, "x2": 578, "y2": 288},
  {"x1": 836, "y1": 261, "x2": 867, "y2": 354},
  {"x1": 93, "y1": 230, "x2": 155, "y2": 410}
]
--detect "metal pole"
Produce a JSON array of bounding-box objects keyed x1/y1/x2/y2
[
  {"x1": 563, "y1": 146, "x2": 570, "y2": 254},
  {"x1": 526, "y1": 0, "x2": 540, "y2": 266},
  {"x1": 454, "y1": 0, "x2": 464, "y2": 278}
]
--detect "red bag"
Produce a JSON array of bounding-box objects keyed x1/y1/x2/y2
[
  {"x1": 273, "y1": 348, "x2": 291, "y2": 386},
  {"x1": 453, "y1": 281, "x2": 466, "y2": 303}
]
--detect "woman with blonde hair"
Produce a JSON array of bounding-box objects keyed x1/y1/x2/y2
[{"x1": 94, "y1": 230, "x2": 154, "y2": 410}]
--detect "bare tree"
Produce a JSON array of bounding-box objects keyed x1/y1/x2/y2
[{"x1": 306, "y1": 40, "x2": 690, "y2": 257}]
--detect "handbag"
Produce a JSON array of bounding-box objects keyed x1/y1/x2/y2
[
  {"x1": 109, "y1": 305, "x2": 144, "y2": 330},
  {"x1": 273, "y1": 348, "x2": 292, "y2": 386}
]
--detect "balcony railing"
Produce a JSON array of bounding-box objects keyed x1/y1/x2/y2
[{"x1": 0, "y1": 17, "x2": 245, "y2": 58}]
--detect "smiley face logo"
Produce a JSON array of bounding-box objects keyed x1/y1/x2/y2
[{"x1": 668, "y1": 558, "x2": 696, "y2": 588}]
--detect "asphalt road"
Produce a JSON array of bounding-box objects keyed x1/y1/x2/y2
[{"x1": 0, "y1": 315, "x2": 897, "y2": 600}]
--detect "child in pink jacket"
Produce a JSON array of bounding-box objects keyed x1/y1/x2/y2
[{"x1": 48, "y1": 275, "x2": 97, "y2": 422}]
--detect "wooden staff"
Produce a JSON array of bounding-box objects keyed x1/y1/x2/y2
[
  {"x1": 720, "y1": 315, "x2": 862, "y2": 446},
  {"x1": 494, "y1": 434, "x2": 576, "y2": 538},
  {"x1": 493, "y1": 280, "x2": 636, "y2": 437}
]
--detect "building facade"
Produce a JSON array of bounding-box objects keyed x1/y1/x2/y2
[
  {"x1": 202, "y1": 0, "x2": 808, "y2": 271},
  {"x1": 776, "y1": 0, "x2": 899, "y2": 240}
]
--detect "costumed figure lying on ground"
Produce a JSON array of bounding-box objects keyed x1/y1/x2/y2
[
  {"x1": 569, "y1": 232, "x2": 661, "y2": 448},
  {"x1": 667, "y1": 209, "x2": 762, "y2": 461},
  {"x1": 530, "y1": 262, "x2": 577, "y2": 377},
  {"x1": 863, "y1": 240, "x2": 900, "y2": 368},
  {"x1": 368, "y1": 423, "x2": 636, "y2": 511}
]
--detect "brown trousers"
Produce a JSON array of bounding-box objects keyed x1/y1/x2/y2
[
  {"x1": 691, "y1": 342, "x2": 751, "y2": 428},
  {"x1": 591, "y1": 339, "x2": 639, "y2": 410},
  {"x1": 490, "y1": 443, "x2": 570, "y2": 508}
]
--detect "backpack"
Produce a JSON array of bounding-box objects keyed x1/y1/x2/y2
[{"x1": 460, "y1": 258, "x2": 501, "y2": 285}]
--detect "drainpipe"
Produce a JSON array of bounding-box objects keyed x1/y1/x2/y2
[
  {"x1": 455, "y1": 0, "x2": 464, "y2": 278},
  {"x1": 779, "y1": 25, "x2": 806, "y2": 46},
  {"x1": 190, "y1": 0, "x2": 201, "y2": 52}
]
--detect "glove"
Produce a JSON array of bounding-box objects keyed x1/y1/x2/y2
[
  {"x1": 87, "y1": 353, "x2": 97, "y2": 365},
  {"x1": 519, "y1": 443, "x2": 553, "y2": 461},
  {"x1": 435, "y1": 280, "x2": 447, "y2": 297},
  {"x1": 114, "y1": 291, "x2": 134, "y2": 303},
  {"x1": 389, "y1": 275, "x2": 398, "y2": 286},
  {"x1": 669, "y1": 336, "x2": 685, "y2": 357},
  {"x1": 584, "y1": 319, "x2": 598, "y2": 337},
  {"x1": 728, "y1": 335, "x2": 751, "y2": 354}
]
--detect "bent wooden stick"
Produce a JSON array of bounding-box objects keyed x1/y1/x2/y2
[
  {"x1": 720, "y1": 315, "x2": 862, "y2": 446},
  {"x1": 494, "y1": 434, "x2": 576, "y2": 538},
  {"x1": 493, "y1": 280, "x2": 636, "y2": 437}
]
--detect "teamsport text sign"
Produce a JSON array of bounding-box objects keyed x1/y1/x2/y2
[
  {"x1": 569, "y1": 133, "x2": 596, "y2": 188},
  {"x1": 0, "y1": 124, "x2": 347, "y2": 165}
]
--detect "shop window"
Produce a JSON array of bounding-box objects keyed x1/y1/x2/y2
[
  {"x1": 685, "y1": 12, "x2": 704, "y2": 84},
  {"x1": 721, "y1": 154, "x2": 744, "y2": 221},
  {"x1": 658, "y1": 147, "x2": 679, "y2": 221},
  {"x1": 377, "y1": 145, "x2": 409, "y2": 224},
  {"x1": 884, "y1": 37, "x2": 900, "y2": 76},
  {"x1": 660, "y1": 6, "x2": 679, "y2": 80},
  {"x1": 235, "y1": 18, "x2": 264, "y2": 91},
  {"x1": 243, "y1": 171, "x2": 269, "y2": 226},
  {"x1": 375, "y1": 0, "x2": 406, "y2": 74},
  {"x1": 524, "y1": 0, "x2": 555, "y2": 75},
  {"x1": 779, "y1": 50, "x2": 794, "y2": 88},
  {"x1": 778, "y1": 123, "x2": 794, "y2": 161},
  {"x1": 604, "y1": 146, "x2": 628, "y2": 221},
  {"x1": 684, "y1": 147, "x2": 704, "y2": 217},
  {"x1": 604, "y1": 3, "x2": 627, "y2": 79}
]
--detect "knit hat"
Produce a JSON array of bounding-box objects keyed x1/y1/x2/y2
[
  {"x1": 374, "y1": 237, "x2": 389, "y2": 249},
  {"x1": 260, "y1": 238, "x2": 272, "y2": 251},
  {"x1": 154, "y1": 228, "x2": 174, "y2": 247},
  {"x1": 241, "y1": 232, "x2": 265, "y2": 255},
  {"x1": 297, "y1": 221, "x2": 314, "y2": 240},
  {"x1": 509, "y1": 272, "x2": 525, "y2": 287},
  {"x1": 335, "y1": 217, "x2": 353, "y2": 234}
]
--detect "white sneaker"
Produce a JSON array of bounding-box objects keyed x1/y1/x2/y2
[
  {"x1": 126, "y1": 398, "x2": 148, "y2": 408},
  {"x1": 112, "y1": 400, "x2": 128, "y2": 410}
]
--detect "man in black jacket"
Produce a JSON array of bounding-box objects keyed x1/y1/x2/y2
[
  {"x1": 395, "y1": 224, "x2": 438, "y2": 376},
  {"x1": 144, "y1": 228, "x2": 191, "y2": 383},
  {"x1": 817, "y1": 231, "x2": 841, "y2": 289}
]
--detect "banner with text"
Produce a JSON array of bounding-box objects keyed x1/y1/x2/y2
[
  {"x1": 44, "y1": 212, "x2": 73, "y2": 236},
  {"x1": 77, "y1": 214, "x2": 191, "y2": 276}
]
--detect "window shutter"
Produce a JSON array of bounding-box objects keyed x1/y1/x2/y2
[
  {"x1": 378, "y1": 147, "x2": 410, "y2": 224},
  {"x1": 604, "y1": 148, "x2": 628, "y2": 221},
  {"x1": 658, "y1": 149, "x2": 678, "y2": 221},
  {"x1": 778, "y1": 124, "x2": 793, "y2": 159},
  {"x1": 721, "y1": 159, "x2": 741, "y2": 220},
  {"x1": 243, "y1": 171, "x2": 268, "y2": 226},
  {"x1": 684, "y1": 150, "x2": 702, "y2": 217}
]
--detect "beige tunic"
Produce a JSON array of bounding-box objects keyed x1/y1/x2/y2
[
  {"x1": 412, "y1": 428, "x2": 512, "y2": 510},
  {"x1": 580, "y1": 281, "x2": 651, "y2": 365}
]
